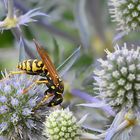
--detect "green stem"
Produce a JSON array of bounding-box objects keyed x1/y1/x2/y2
[{"x1": 7, "y1": 0, "x2": 14, "y2": 18}]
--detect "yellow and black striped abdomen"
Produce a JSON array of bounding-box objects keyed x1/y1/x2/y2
[{"x1": 17, "y1": 59, "x2": 46, "y2": 73}]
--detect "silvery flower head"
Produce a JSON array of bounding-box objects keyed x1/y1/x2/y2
[
  {"x1": 43, "y1": 108, "x2": 83, "y2": 140},
  {"x1": 109, "y1": 0, "x2": 140, "y2": 33},
  {"x1": 0, "y1": 71, "x2": 47, "y2": 140},
  {"x1": 94, "y1": 43, "x2": 140, "y2": 112}
]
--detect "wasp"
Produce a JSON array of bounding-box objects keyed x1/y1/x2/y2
[{"x1": 9, "y1": 39, "x2": 64, "y2": 110}]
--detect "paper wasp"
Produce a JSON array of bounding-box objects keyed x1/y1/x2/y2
[{"x1": 9, "y1": 39, "x2": 64, "y2": 110}]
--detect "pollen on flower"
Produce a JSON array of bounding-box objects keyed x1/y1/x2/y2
[
  {"x1": 0, "y1": 16, "x2": 18, "y2": 29},
  {"x1": 109, "y1": 0, "x2": 140, "y2": 32},
  {"x1": 94, "y1": 44, "x2": 140, "y2": 112},
  {"x1": 125, "y1": 110, "x2": 137, "y2": 126}
]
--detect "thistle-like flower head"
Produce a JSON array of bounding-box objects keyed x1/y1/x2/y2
[
  {"x1": 109, "y1": 0, "x2": 140, "y2": 32},
  {"x1": 43, "y1": 108, "x2": 82, "y2": 140},
  {"x1": 0, "y1": 8, "x2": 47, "y2": 32},
  {"x1": 0, "y1": 0, "x2": 48, "y2": 32},
  {"x1": 0, "y1": 71, "x2": 46, "y2": 140},
  {"x1": 94, "y1": 44, "x2": 140, "y2": 112}
]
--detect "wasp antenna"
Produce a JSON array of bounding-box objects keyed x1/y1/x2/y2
[{"x1": 33, "y1": 39, "x2": 41, "y2": 50}]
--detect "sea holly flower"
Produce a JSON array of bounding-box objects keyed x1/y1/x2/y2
[
  {"x1": 78, "y1": 108, "x2": 140, "y2": 140},
  {"x1": 105, "y1": 110, "x2": 139, "y2": 140},
  {"x1": 94, "y1": 43, "x2": 140, "y2": 112},
  {"x1": 0, "y1": 0, "x2": 48, "y2": 32},
  {"x1": 109, "y1": 0, "x2": 140, "y2": 33},
  {"x1": 43, "y1": 108, "x2": 87, "y2": 140},
  {"x1": 87, "y1": 110, "x2": 139, "y2": 140},
  {"x1": 0, "y1": 71, "x2": 47, "y2": 140}
]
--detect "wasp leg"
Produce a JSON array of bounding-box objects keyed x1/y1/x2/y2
[
  {"x1": 47, "y1": 94, "x2": 63, "y2": 107},
  {"x1": 44, "y1": 87, "x2": 54, "y2": 95},
  {"x1": 0, "y1": 71, "x2": 26, "y2": 82},
  {"x1": 9, "y1": 71, "x2": 26, "y2": 75},
  {"x1": 32, "y1": 93, "x2": 53, "y2": 111},
  {"x1": 22, "y1": 79, "x2": 49, "y2": 94}
]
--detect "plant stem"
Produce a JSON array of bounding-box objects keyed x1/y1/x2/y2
[{"x1": 8, "y1": 0, "x2": 14, "y2": 18}]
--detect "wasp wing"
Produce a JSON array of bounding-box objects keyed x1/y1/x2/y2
[
  {"x1": 57, "y1": 46, "x2": 81, "y2": 77},
  {"x1": 33, "y1": 39, "x2": 59, "y2": 86}
]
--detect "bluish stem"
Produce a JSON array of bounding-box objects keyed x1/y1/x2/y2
[
  {"x1": 8, "y1": 0, "x2": 14, "y2": 18},
  {"x1": 71, "y1": 89, "x2": 116, "y2": 116}
]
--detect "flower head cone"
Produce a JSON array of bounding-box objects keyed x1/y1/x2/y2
[
  {"x1": 43, "y1": 108, "x2": 82, "y2": 140},
  {"x1": 109, "y1": 0, "x2": 140, "y2": 32},
  {"x1": 0, "y1": 71, "x2": 47, "y2": 140},
  {"x1": 94, "y1": 44, "x2": 140, "y2": 112}
]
